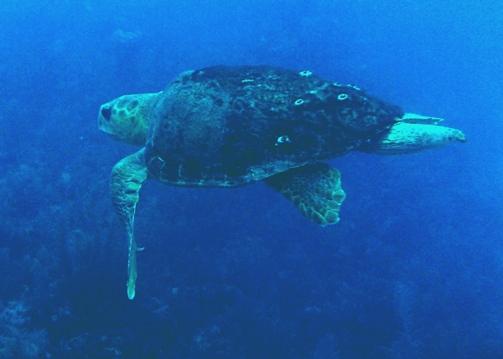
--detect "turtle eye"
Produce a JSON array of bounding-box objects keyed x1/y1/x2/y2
[{"x1": 101, "y1": 107, "x2": 111, "y2": 121}]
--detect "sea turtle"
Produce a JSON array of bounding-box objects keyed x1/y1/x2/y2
[{"x1": 98, "y1": 65, "x2": 465, "y2": 299}]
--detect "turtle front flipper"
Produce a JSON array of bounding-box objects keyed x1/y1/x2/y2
[
  {"x1": 111, "y1": 148, "x2": 148, "y2": 300},
  {"x1": 266, "y1": 163, "x2": 346, "y2": 226}
]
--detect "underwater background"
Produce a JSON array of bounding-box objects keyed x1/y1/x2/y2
[{"x1": 1, "y1": 0, "x2": 503, "y2": 358}]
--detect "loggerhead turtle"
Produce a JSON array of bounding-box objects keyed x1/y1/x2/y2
[{"x1": 98, "y1": 66, "x2": 465, "y2": 299}]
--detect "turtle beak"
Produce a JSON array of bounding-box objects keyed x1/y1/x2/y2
[
  {"x1": 100, "y1": 105, "x2": 112, "y2": 122},
  {"x1": 97, "y1": 104, "x2": 113, "y2": 134},
  {"x1": 400, "y1": 112, "x2": 445, "y2": 125}
]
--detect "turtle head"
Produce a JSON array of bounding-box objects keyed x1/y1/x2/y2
[{"x1": 98, "y1": 92, "x2": 160, "y2": 146}]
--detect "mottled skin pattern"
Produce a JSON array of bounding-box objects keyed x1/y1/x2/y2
[
  {"x1": 267, "y1": 163, "x2": 346, "y2": 225},
  {"x1": 145, "y1": 66, "x2": 403, "y2": 186},
  {"x1": 99, "y1": 93, "x2": 160, "y2": 145}
]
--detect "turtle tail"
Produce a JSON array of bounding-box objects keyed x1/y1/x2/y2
[{"x1": 110, "y1": 148, "x2": 148, "y2": 300}]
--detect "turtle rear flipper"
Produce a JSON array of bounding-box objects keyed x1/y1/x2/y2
[
  {"x1": 372, "y1": 122, "x2": 466, "y2": 154},
  {"x1": 266, "y1": 163, "x2": 346, "y2": 226},
  {"x1": 111, "y1": 148, "x2": 148, "y2": 300}
]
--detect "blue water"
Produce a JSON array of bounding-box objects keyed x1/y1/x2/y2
[{"x1": 1, "y1": 1, "x2": 503, "y2": 358}]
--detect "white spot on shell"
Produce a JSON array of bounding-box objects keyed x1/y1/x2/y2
[
  {"x1": 275, "y1": 135, "x2": 292, "y2": 146},
  {"x1": 337, "y1": 93, "x2": 349, "y2": 101}
]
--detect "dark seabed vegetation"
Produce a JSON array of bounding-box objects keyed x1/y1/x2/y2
[{"x1": 1, "y1": 1, "x2": 503, "y2": 358}]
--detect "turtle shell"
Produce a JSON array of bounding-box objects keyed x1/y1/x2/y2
[{"x1": 144, "y1": 66, "x2": 401, "y2": 186}]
